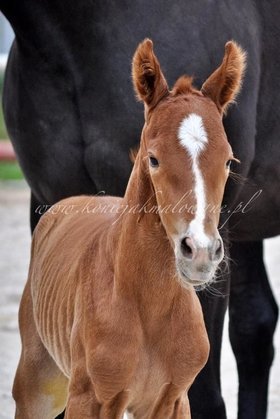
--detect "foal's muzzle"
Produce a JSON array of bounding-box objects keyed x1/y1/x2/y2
[{"x1": 176, "y1": 235, "x2": 224, "y2": 286}]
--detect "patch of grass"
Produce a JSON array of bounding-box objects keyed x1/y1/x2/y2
[
  {"x1": 0, "y1": 98, "x2": 8, "y2": 139},
  {"x1": 0, "y1": 70, "x2": 4, "y2": 91},
  {"x1": 0, "y1": 72, "x2": 22, "y2": 180},
  {"x1": 0, "y1": 70, "x2": 9, "y2": 139},
  {"x1": 0, "y1": 105, "x2": 8, "y2": 139},
  {"x1": 0, "y1": 161, "x2": 23, "y2": 180}
]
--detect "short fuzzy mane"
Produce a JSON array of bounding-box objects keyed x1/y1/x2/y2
[{"x1": 171, "y1": 75, "x2": 201, "y2": 96}]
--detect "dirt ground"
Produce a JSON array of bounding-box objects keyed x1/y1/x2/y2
[{"x1": 0, "y1": 181, "x2": 279, "y2": 419}]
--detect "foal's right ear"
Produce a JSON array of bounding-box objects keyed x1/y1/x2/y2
[
  {"x1": 132, "y1": 39, "x2": 169, "y2": 111},
  {"x1": 201, "y1": 41, "x2": 246, "y2": 114}
]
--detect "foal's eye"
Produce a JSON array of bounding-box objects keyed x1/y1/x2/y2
[
  {"x1": 149, "y1": 156, "x2": 159, "y2": 168},
  {"x1": 226, "y1": 160, "x2": 232, "y2": 169}
]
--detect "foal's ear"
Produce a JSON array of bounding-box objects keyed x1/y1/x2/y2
[
  {"x1": 201, "y1": 41, "x2": 246, "y2": 113},
  {"x1": 132, "y1": 39, "x2": 169, "y2": 110}
]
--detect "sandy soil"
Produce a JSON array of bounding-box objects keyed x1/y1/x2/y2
[{"x1": 0, "y1": 181, "x2": 279, "y2": 419}]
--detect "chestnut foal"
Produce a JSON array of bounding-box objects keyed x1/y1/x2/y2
[{"x1": 13, "y1": 39, "x2": 245, "y2": 418}]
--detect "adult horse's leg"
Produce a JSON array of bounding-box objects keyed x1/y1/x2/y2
[
  {"x1": 189, "y1": 276, "x2": 230, "y2": 419},
  {"x1": 229, "y1": 240, "x2": 278, "y2": 419}
]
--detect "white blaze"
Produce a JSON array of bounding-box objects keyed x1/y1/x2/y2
[{"x1": 178, "y1": 113, "x2": 210, "y2": 247}]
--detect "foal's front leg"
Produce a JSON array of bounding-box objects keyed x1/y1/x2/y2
[
  {"x1": 66, "y1": 357, "x2": 130, "y2": 419},
  {"x1": 170, "y1": 395, "x2": 190, "y2": 419},
  {"x1": 65, "y1": 361, "x2": 100, "y2": 419},
  {"x1": 99, "y1": 390, "x2": 131, "y2": 418},
  {"x1": 149, "y1": 383, "x2": 190, "y2": 419},
  {"x1": 65, "y1": 387, "x2": 100, "y2": 418},
  {"x1": 66, "y1": 377, "x2": 129, "y2": 419}
]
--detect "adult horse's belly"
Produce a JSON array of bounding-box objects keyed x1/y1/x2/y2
[
  {"x1": 228, "y1": 165, "x2": 280, "y2": 240},
  {"x1": 3, "y1": 0, "x2": 259, "y2": 205}
]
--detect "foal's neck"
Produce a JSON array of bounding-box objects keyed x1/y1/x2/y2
[{"x1": 113, "y1": 146, "x2": 181, "y2": 310}]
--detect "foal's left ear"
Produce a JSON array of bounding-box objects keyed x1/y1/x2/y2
[
  {"x1": 201, "y1": 41, "x2": 246, "y2": 113},
  {"x1": 132, "y1": 39, "x2": 169, "y2": 111}
]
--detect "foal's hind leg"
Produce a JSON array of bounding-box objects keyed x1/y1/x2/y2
[
  {"x1": 13, "y1": 283, "x2": 68, "y2": 418},
  {"x1": 229, "y1": 240, "x2": 279, "y2": 419}
]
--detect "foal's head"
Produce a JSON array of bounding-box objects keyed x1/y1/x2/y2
[{"x1": 132, "y1": 39, "x2": 246, "y2": 287}]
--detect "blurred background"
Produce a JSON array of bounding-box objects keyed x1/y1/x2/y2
[
  {"x1": 0, "y1": 14, "x2": 22, "y2": 180},
  {"x1": 0, "y1": 12, "x2": 279, "y2": 419}
]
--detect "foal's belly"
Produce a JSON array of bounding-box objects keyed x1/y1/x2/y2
[{"x1": 33, "y1": 291, "x2": 73, "y2": 378}]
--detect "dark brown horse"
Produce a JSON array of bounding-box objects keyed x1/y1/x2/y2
[{"x1": 1, "y1": 1, "x2": 279, "y2": 418}]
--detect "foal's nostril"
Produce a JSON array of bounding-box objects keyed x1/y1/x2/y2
[
  {"x1": 212, "y1": 238, "x2": 223, "y2": 261},
  {"x1": 181, "y1": 237, "x2": 194, "y2": 259}
]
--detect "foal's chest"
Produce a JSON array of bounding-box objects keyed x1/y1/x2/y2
[{"x1": 127, "y1": 305, "x2": 209, "y2": 414}]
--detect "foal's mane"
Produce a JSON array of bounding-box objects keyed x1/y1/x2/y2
[
  {"x1": 171, "y1": 75, "x2": 202, "y2": 97},
  {"x1": 129, "y1": 147, "x2": 139, "y2": 164}
]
